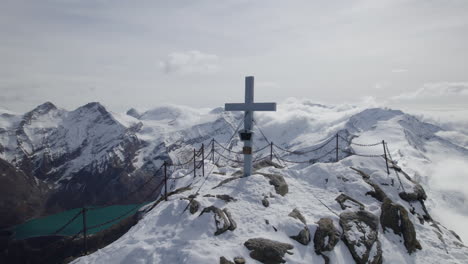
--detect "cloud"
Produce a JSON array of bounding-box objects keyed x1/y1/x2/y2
[
  {"x1": 159, "y1": 50, "x2": 220, "y2": 74},
  {"x1": 389, "y1": 82, "x2": 468, "y2": 108},
  {"x1": 392, "y1": 82, "x2": 468, "y2": 100},
  {"x1": 428, "y1": 157, "x2": 468, "y2": 242}
]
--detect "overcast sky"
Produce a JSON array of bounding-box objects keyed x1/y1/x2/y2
[{"x1": 1, "y1": 0, "x2": 468, "y2": 113}]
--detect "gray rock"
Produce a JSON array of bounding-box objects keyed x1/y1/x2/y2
[
  {"x1": 244, "y1": 238, "x2": 294, "y2": 264},
  {"x1": 254, "y1": 159, "x2": 283, "y2": 170},
  {"x1": 351, "y1": 167, "x2": 387, "y2": 202},
  {"x1": 200, "y1": 206, "x2": 236, "y2": 236},
  {"x1": 399, "y1": 183, "x2": 427, "y2": 202},
  {"x1": 290, "y1": 226, "x2": 311, "y2": 245},
  {"x1": 220, "y1": 256, "x2": 234, "y2": 264},
  {"x1": 189, "y1": 199, "x2": 200, "y2": 214},
  {"x1": 340, "y1": 211, "x2": 382, "y2": 264},
  {"x1": 233, "y1": 256, "x2": 246, "y2": 264},
  {"x1": 257, "y1": 173, "x2": 289, "y2": 196},
  {"x1": 380, "y1": 198, "x2": 422, "y2": 254},
  {"x1": 213, "y1": 177, "x2": 241, "y2": 189},
  {"x1": 262, "y1": 197, "x2": 270, "y2": 207},
  {"x1": 288, "y1": 208, "x2": 307, "y2": 225},
  {"x1": 335, "y1": 193, "x2": 365, "y2": 210},
  {"x1": 313, "y1": 218, "x2": 340, "y2": 253},
  {"x1": 223, "y1": 208, "x2": 237, "y2": 231}
]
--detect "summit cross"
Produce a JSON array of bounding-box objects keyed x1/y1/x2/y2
[{"x1": 225, "y1": 76, "x2": 277, "y2": 177}]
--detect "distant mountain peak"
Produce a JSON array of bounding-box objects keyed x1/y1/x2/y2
[{"x1": 29, "y1": 101, "x2": 57, "y2": 115}]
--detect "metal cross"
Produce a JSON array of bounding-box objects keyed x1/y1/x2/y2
[{"x1": 225, "y1": 76, "x2": 276, "y2": 176}]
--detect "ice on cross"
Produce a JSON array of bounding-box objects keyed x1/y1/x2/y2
[{"x1": 225, "y1": 76, "x2": 276, "y2": 177}]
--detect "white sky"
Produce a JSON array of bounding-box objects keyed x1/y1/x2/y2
[{"x1": 1, "y1": 0, "x2": 468, "y2": 113}]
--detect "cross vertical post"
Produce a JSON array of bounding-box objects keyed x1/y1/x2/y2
[{"x1": 225, "y1": 76, "x2": 276, "y2": 177}]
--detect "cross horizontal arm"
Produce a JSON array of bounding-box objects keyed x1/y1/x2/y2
[{"x1": 225, "y1": 102, "x2": 276, "y2": 111}]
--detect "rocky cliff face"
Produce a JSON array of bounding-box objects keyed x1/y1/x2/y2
[{"x1": 0, "y1": 102, "x2": 242, "y2": 227}]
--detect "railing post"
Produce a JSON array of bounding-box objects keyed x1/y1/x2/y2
[
  {"x1": 212, "y1": 139, "x2": 215, "y2": 163},
  {"x1": 383, "y1": 140, "x2": 389, "y2": 175},
  {"x1": 270, "y1": 142, "x2": 273, "y2": 161},
  {"x1": 193, "y1": 148, "x2": 196, "y2": 178},
  {"x1": 82, "y1": 207, "x2": 87, "y2": 255},
  {"x1": 336, "y1": 134, "x2": 339, "y2": 162},
  {"x1": 164, "y1": 161, "x2": 168, "y2": 201},
  {"x1": 201, "y1": 143, "x2": 205, "y2": 177}
]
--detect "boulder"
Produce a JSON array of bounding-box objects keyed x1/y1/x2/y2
[
  {"x1": 220, "y1": 256, "x2": 234, "y2": 264},
  {"x1": 288, "y1": 208, "x2": 307, "y2": 225},
  {"x1": 380, "y1": 198, "x2": 422, "y2": 253},
  {"x1": 313, "y1": 218, "x2": 340, "y2": 253},
  {"x1": 399, "y1": 184, "x2": 427, "y2": 202},
  {"x1": 244, "y1": 238, "x2": 294, "y2": 264},
  {"x1": 233, "y1": 256, "x2": 246, "y2": 264},
  {"x1": 290, "y1": 227, "x2": 311, "y2": 245},
  {"x1": 262, "y1": 197, "x2": 270, "y2": 207},
  {"x1": 257, "y1": 173, "x2": 289, "y2": 196},
  {"x1": 199, "y1": 206, "x2": 236, "y2": 236},
  {"x1": 189, "y1": 199, "x2": 200, "y2": 214},
  {"x1": 340, "y1": 211, "x2": 382, "y2": 264}
]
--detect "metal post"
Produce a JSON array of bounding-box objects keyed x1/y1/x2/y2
[
  {"x1": 82, "y1": 207, "x2": 87, "y2": 255},
  {"x1": 193, "y1": 148, "x2": 196, "y2": 178},
  {"x1": 270, "y1": 142, "x2": 273, "y2": 161},
  {"x1": 212, "y1": 139, "x2": 215, "y2": 163},
  {"x1": 336, "y1": 134, "x2": 339, "y2": 162},
  {"x1": 243, "y1": 77, "x2": 254, "y2": 177},
  {"x1": 383, "y1": 140, "x2": 389, "y2": 175},
  {"x1": 201, "y1": 143, "x2": 205, "y2": 177},
  {"x1": 164, "y1": 161, "x2": 168, "y2": 201}
]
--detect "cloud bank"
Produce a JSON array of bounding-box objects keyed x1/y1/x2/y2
[{"x1": 159, "y1": 50, "x2": 220, "y2": 75}]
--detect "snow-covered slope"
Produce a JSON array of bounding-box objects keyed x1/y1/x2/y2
[{"x1": 73, "y1": 155, "x2": 468, "y2": 263}]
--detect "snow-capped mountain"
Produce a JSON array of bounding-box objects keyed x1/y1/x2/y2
[
  {"x1": 70, "y1": 101, "x2": 468, "y2": 263},
  {"x1": 2, "y1": 100, "x2": 468, "y2": 263}
]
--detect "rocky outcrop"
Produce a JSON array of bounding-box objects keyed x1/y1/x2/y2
[
  {"x1": 256, "y1": 173, "x2": 288, "y2": 196},
  {"x1": 0, "y1": 158, "x2": 46, "y2": 229},
  {"x1": 244, "y1": 238, "x2": 294, "y2": 264},
  {"x1": 314, "y1": 218, "x2": 340, "y2": 253},
  {"x1": 335, "y1": 193, "x2": 365, "y2": 210},
  {"x1": 399, "y1": 183, "x2": 427, "y2": 202},
  {"x1": 199, "y1": 206, "x2": 236, "y2": 236},
  {"x1": 287, "y1": 209, "x2": 310, "y2": 245},
  {"x1": 340, "y1": 211, "x2": 382, "y2": 264},
  {"x1": 380, "y1": 198, "x2": 421, "y2": 253},
  {"x1": 262, "y1": 196, "x2": 270, "y2": 207},
  {"x1": 204, "y1": 194, "x2": 237, "y2": 203},
  {"x1": 351, "y1": 167, "x2": 387, "y2": 202}
]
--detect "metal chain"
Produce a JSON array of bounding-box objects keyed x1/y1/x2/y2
[
  {"x1": 214, "y1": 139, "x2": 243, "y2": 154},
  {"x1": 338, "y1": 134, "x2": 381, "y2": 147},
  {"x1": 274, "y1": 135, "x2": 335, "y2": 155}
]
